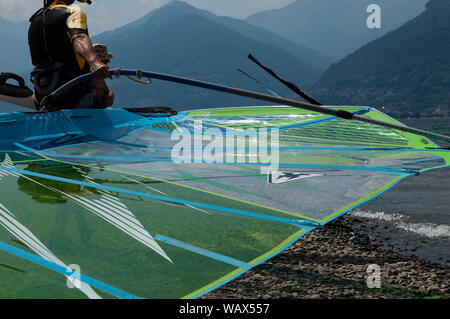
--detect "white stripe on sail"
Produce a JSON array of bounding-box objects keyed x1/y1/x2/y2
[
  {"x1": 97, "y1": 190, "x2": 132, "y2": 211},
  {"x1": 184, "y1": 204, "x2": 212, "y2": 215},
  {"x1": 0, "y1": 207, "x2": 55, "y2": 258},
  {"x1": 89, "y1": 199, "x2": 152, "y2": 237},
  {"x1": 0, "y1": 204, "x2": 101, "y2": 299},
  {"x1": 13, "y1": 152, "x2": 33, "y2": 158},
  {"x1": 99, "y1": 192, "x2": 128, "y2": 206},
  {"x1": 72, "y1": 196, "x2": 171, "y2": 262},
  {"x1": 2, "y1": 154, "x2": 14, "y2": 167},
  {"x1": 98, "y1": 198, "x2": 132, "y2": 215},
  {"x1": 0, "y1": 170, "x2": 21, "y2": 178},
  {"x1": 121, "y1": 175, "x2": 168, "y2": 196},
  {"x1": 1, "y1": 154, "x2": 21, "y2": 179}
]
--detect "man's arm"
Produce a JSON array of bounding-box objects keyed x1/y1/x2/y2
[
  {"x1": 72, "y1": 33, "x2": 110, "y2": 79},
  {"x1": 72, "y1": 34, "x2": 114, "y2": 106},
  {"x1": 67, "y1": 6, "x2": 113, "y2": 106}
]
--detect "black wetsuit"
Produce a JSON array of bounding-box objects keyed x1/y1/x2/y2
[{"x1": 28, "y1": 1, "x2": 96, "y2": 110}]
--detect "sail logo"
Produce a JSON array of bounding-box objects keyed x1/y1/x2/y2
[
  {"x1": 367, "y1": 4, "x2": 382, "y2": 29},
  {"x1": 267, "y1": 171, "x2": 324, "y2": 184},
  {"x1": 171, "y1": 120, "x2": 279, "y2": 173}
]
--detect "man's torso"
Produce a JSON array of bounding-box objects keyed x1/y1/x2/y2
[{"x1": 28, "y1": 1, "x2": 90, "y2": 74}]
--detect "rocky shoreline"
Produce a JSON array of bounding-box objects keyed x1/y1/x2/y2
[{"x1": 202, "y1": 213, "x2": 450, "y2": 299}]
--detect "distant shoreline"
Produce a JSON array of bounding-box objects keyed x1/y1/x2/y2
[
  {"x1": 400, "y1": 116, "x2": 450, "y2": 120},
  {"x1": 398, "y1": 116, "x2": 450, "y2": 120}
]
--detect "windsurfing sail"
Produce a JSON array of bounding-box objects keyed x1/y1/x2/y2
[{"x1": 0, "y1": 69, "x2": 448, "y2": 299}]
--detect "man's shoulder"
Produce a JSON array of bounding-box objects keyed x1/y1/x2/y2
[
  {"x1": 66, "y1": 5, "x2": 88, "y2": 30},
  {"x1": 50, "y1": 3, "x2": 86, "y2": 16},
  {"x1": 67, "y1": 4, "x2": 86, "y2": 16}
]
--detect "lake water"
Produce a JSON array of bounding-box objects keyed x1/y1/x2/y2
[{"x1": 355, "y1": 117, "x2": 450, "y2": 266}]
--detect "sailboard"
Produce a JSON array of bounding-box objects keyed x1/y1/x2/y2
[{"x1": 0, "y1": 68, "x2": 448, "y2": 299}]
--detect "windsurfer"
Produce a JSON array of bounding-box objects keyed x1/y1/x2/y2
[{"x1": 28, "y1": 0, "x2": 114, "y2": 110}]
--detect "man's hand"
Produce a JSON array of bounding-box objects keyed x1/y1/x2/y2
[
  {"x1": 89, "y1": 58, "x2": 110, "y2": 79},
  {"x1": 92, "y1": 78, "x2": 115, "y2": 107}
]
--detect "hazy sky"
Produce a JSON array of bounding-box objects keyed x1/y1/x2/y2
[{"x1": 0, "y1": 0, "x2": 295, "y2": 35}]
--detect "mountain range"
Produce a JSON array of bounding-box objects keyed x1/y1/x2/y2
[
  {"x1": 0, "y1": 0, "x2": 448, "y2": 117},
  {"x1": 312, "y1": 0, "x2": 450, "y2": 118},
  {"x1": 247, "y1": 0, "x2": 428, "y2": 60},
  {"x1": 92, "y1": 0, "x2": 324, "y2": 110},
  {"x1": 0, "y1": 17, "x2": 32, "y2": 112},
  {"x1": 0, "y1": 17, "x2": 30, "y2": 74},
  {"x1": 1, "y1": 1, "x2": 327, "y2": 111}
]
